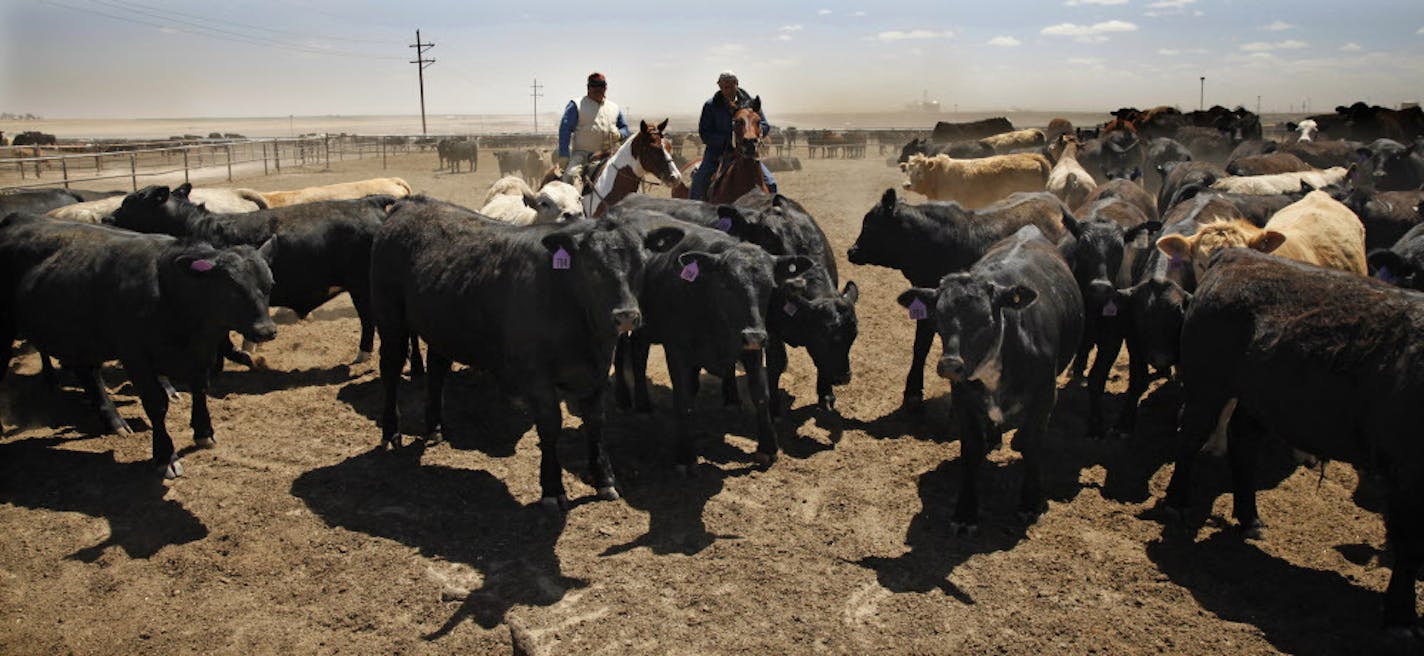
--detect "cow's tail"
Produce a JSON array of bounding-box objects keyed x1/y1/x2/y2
[
  {"x1": 390, "y1": 177, "x2": 413, "y2": 197},
  {"x1": 234, "y1": 188, "x2": 270, "y2": 210}
]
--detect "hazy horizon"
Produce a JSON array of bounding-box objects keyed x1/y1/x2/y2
[{"x1": 3, "y1": 0, "x2": 1422, "y2": 121}]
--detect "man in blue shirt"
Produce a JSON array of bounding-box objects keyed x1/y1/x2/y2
[
  {"x1": 558, "y1": 72, "x2": 631, "y2": 185},
  {"x1": 690, "y1": 71, "x2": 777, "y2": 200}
]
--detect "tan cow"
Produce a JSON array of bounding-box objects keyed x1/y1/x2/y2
[
  {"x1": 48, "y1": 186, "x2": 267, "y2": 223},
  {"x1": 261, "y1": 177, "x2": 411, "y2": 207},
  {"x1": 1046, "y1": 134, "x2": 1097, "y2": 210},
  {"x1": 901, "y1": 153, "x2": 1052, "y2": 209},
  {"x1": 978, "y1": 128, "x2": 1045, "y2": 153},
  {"x1": 1156, "y1": 190, "x2": 1367, "y2": 283}
]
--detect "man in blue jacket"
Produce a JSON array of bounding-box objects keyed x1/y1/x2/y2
[
  {"x1": 558, "y1": 72, "x2": 631, "y2": 184},
  {"x1": 690, "y1": 71, "x2": 777, "y2": 200}
]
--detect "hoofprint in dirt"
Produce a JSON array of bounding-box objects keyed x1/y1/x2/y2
[{"x1": 0, "y1": 147, "x2": 1410, "y2": 654}]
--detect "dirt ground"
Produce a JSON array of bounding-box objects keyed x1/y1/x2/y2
[{"x1": 0, "y1": 147, "x2": 1411, "y2": 655}]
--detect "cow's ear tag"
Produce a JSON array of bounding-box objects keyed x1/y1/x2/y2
[
  {"x1": 908, "y1": 298, "x2": 928, "y2": 320},
  {"x1": 190, "y1": 259, "x2": 215, "y2": 273},
  {"x1": 714, "y1": 217, "x2": 733, "y2": 232},
  {"x1": 1378, "y1": 266, "x2": 1395, "y2": 284},
  {"x1": 552, "y1": 247, "x2": 571, "y2": 270},
  {"x1": 680, "y1": 261, "x2": 700, "y2": 282},
  {"x1": 1102, "y1": 300, "x2": 1119, "y2": 317},
  {"x1": 783, "y1": 301, "x2": 798, "y2": 316}
]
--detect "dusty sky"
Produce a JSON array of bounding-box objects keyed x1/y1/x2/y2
[{"x1": 2, "y1": 0, "x2": 1422, "y2": 119}]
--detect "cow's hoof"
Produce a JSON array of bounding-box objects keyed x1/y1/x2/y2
[
  {"x1": 901, "y1": 394, "x2": 925, "y2": 414},
  {"x1": 194, "y1": 435, "x2": 216, "y2": 449},
  {"x1": 352, "y1": 351, "x2": 373, "y2": 365},
  {"x1": 817, "y1": 395, "x2": 836, "y2": 412},
  {"x1": 1239, "y1": 519, "x2": 1267, "y2": 541},
  {"x1": 250, "y1": 355, "x2": 269, "y2": 371},
  {"x1": 752, "y1": 451, "x2": 778, "y2": 468},
  {"x1": 381, "y1": 433, "x2": 403, "y2": 451},
  {"x1": 539, "y1": 495, "x2": 570, "y2": 512},
  {"x1": 423, "y1": 430, "x2": 444, "y2": 447},
  {"x1": 595, "y1": 486, "x2": 620, "y2": 501},
  {"x1": 160, "y1": 457, "x2": 184, "y2": 479},
  {"x1": 949, "y1": 521, "x2": 979, "y2": 538},
  {"x1": 110, "y1": 419, "x2": 134, "y2": 436}
]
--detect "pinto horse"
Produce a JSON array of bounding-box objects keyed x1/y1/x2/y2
[
  {"x1": 582, "y1": 119, "x2": 681, "y2": 217},
  {"x1": 672, "y1": 97, "x2": 768, "y2": 203}
]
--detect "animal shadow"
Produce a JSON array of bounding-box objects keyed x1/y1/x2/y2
[
  {"x1": 290, "y1": 450, "x2": 580, "y2": 637},
  {"x1": 336, "y1": 368, "x2": 531, "y2": 458},
  {"x1": 0, "y1": 438, "x2": 208, "y2": 560}
]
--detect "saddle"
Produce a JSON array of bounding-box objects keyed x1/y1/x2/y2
[{"x1": 579, "y1": 150, "x2": 614, "y2": 194}]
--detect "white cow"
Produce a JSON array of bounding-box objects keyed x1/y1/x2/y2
[{"x1": 479, "y1": 176, "x2": 583, "y2": 225}]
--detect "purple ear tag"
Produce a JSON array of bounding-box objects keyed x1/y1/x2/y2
[
  {"x1": 1102, "y1": 300, "x2": 1119, "y2": 317},
  {"x1": 908, "y1": 298, "x2": 928, "y2": 321},
  {"x1": 190, "y1": 259, "x2": 215, "y2": 273},
  {"x1": 680, "y1": 260, "x2": 700, "y2": 282},
  {"x1": 1167, "y1": 257, "x2": 1185, "y2": 271},
  {"x1": 783, "y1": 301, "x2": 798, "y2": 316},
  {"x1": 1378, "y1": 266, "x2": 1396, "y2": 284},
  {"x1": 714, "y1": 216, "x2": 733, "y2": 232},
  {"x1": 552, "y1": 247, "x2": 571, "y2": 270}
]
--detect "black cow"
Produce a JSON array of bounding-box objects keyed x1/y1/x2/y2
[
  {"x1": 1277, "y1": 138, "x2": 1364, "y2": 170},
  {"x1": 1059, "y1": 200, "x2": 1160, "y2": 437},
  {"x1": 0, "y1": 213, "x2": 276, "y2": 477},
  {"x1": 847, "y1": 189, "x2": 1069, "y2": 410},
  {"x1": 1158, "y1": 160, "x2": 1228, "y2": 214},
  {"x1": 1357, "y1": 138, "x2": 1424, "y2": 192},
  {"x1": 438, "y1": 138, "x2": 478, "y2": 173},
  {"x1": 896, "y1": 225, "x2": 1083, "y2": 532},
  {"x1": 106, "y1": 185, "x2": 401, "y2": 369},
  {"x1": 1164, "y1": 247, "x2": 1424, "y2": 635},
  {"x1": 1173, "y1": 126, "x2": 1234, "y2": 166},
  {"x1": 1145, "y1": 138, "x2": 1192, "y2": 196},
  {"x1": 931, "y1": 117, "x2": 1014, "y2": 143},
  {"x1": 1331, "y1": 187, "x2": 1424, "y2": 250},
  {"x1": 370, "y1": 196, "x2": 683, "y2": 509},
  {"x1": 0, "y1": 188, "x2": 86, "y2": 216},
  {"x1": 613, "y1": 212, "x2": 810, "y2": 468},
  {"x1": 1078, "y1": 178, "x2": 1159, "y2": 223},
  {"x1": 1367, "y1": 203, "x2": 1424, "y2": 290},
  {"x1": 897, "y1": 138, "x2": 994, "y2": 163},
  {"x1": 1106, "y1": 195, "x2": 1245, "y2": 437}
]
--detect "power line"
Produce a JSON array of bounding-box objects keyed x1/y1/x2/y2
[
  {"x1": 97, "y1": 0, "x2": 393, "y2": 45},
  {"x1": 530, "y1": 78, "x2": 544, "y2": 132}
]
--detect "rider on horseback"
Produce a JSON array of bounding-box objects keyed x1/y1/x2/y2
[
  {"x1": 558, "y1": 72, "x2": 631, "y2": 186},
  {"x1": 690, "y1": 71, "x2": 777, "y2": 200}
]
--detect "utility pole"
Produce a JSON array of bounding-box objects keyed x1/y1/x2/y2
[
  {"x1": 530, "y1": 78, "x2": 544, "y2": 132},
  {"x1": 1199, "y1": 76, "x2": 1205, "y2": 111},
  {"x1": 410, "y1": 30, "x2": 435, "y2": 136}
]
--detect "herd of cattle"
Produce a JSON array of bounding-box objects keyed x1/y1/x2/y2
[{"x1": 2, "y1": 98, "x2": 1424, "y2": 636}]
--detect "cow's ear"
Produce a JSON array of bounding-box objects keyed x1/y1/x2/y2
[
  {"x1": 257, "y1": 237, "x2": 278, "y2": 265},
  {"x1": 640, "y1": 119, "x2": 649, "y2": 133},
  {"x1": 1249, "y1": 230, "x2": 1286, "y2": 253},
  {"x1": 1124, "y1": 221, "x2": 1163, "y2": 244},
  {"x1": 175, "y1": 253, "x2": 217, "y2": 276},
  {"x1": 774, "y1": 255, "x2": 815, "y2": 287},
  {"x1": 842, "y1": 280, "x2": 860, "y2": 305},
  {"x1": 522, "y1": 189, "x2": 538, "y2": 208},
  {"x1": 1157, "y1": 234, "x2": 1192, "y2": 260},
  {"x1": 642, "y1": 226, "x2": 684, "y2": 253},
  {"x1": 1061, "y1": 211, "x2": 1085, "y2": 238},
  {"x1": 173, "y1": 182, "x2": 193, "y2": 198},
  {"x1": 1368, "y1": 249, "x2": 1413, "y2": 281},
  {"x1": 715, "y1": 205, "x2": 749, "y2": 234},
  {"x1": 895, "y1": 288, "x2": 936, "y2": 311},
  {"x1": 880, "y1": 188, "x2": 897, "y2": 210},
  {"x1": 994, "y1": 284, "x2": 1038, "y2": 310},
  {"x1": 676, "y1": 250, "x2": 716, "y2": 274},
  {"x1": 541, "y1": 232, "x2": 577, "y2": 256},
  {"x1": 657, "y1": 119, "x2": 669, "y2": 133}
]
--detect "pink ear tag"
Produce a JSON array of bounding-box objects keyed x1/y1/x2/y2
[
  {"x1": 908, "y1": 298, "x2": 928, "y2": 320},
  {"x1": 552, "y1": 247, "x2": 571, "y2": 270},
  {"x1": 190, "y1": 259, "x2": 215, "y2": 272},
  {"x1": 714, "y1": 217, "x2": 733, "y2": 232},
  {"x1": 1102, "y1": 300, "x2": 1118, "y2": 317},
  {"x1": 680, "y1": 260, "x2": 700, "y2": 282},
  {"x1": 783, "y1": 301, "x2": 798, "y2": 316}
]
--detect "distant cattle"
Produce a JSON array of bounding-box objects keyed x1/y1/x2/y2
[
  {"x1": 979, "y1": 128, "x2": 1045, "y2": 154},
  {"x1": 261, "y1": 177, "x2": 411, "y2": 207},
  {"x1": 369, "y1": 196, "x2": 684, "y2": 509},
  {"x1": 761, "y1": 156, "x2": 803, "y2": 172},
  {"x1": 901, "y1": 153, "x2": 1052, "y2": 209},
  {"x1": 896, "y1": 224, "x2": 1082, "y2": 532},
  {"x1": 848, "y1": 189, "x2": 1068, "y2": 409},
  {"x1": 1164, "y1": 247, "x2": 1424, "y2": 634},
  {"x1": 438, "y1": 139, "x2": 478, "y2": 173},
  {"x1": 897, "y1": 137, "x2": 994, "y2": 164},
  {"x1": 0, "y1": 213, "x2": 276, "y2": 478},
  {"x1": 931, "y1": 117, "x2": 1014, "y2": 143}
]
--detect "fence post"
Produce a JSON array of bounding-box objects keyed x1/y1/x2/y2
[
  {"x1": 61, "y1": 158, "x2": 69, "y2": 188},
  {"x1": 95, "y1": 154, "x2": 102, "y2": 174},
  {"x1": 275, "y1": 140, "x2": 281, "y2": 173},
  {"x1": 324, "y1": 135, "x2": 330, "y2": 169},
  {"x1": 183, "y1": 149, "x2": 190, "y2": 184},
  {"x1": 226, "y1": 145, "x2": 233, "y2": 181},
  {"x1": 381, "y1": 139, "x2": 387, "y2": 170},
  {"x1": 262, "y1": 142, "x2": 269, "y2": 176},
  {"x1": 130, "y1": 153, "x2": 137, "y2": 190},
  {"x1": 33, "y1": 147, "x2": 41, "y2": 178}
]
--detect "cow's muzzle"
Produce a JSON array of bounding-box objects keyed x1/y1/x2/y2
[
  {"x1": 613, "y1": 308, "x2": 642, "y2": 335},
  {"x1": 742, "y1": 329, "x2": 767, "y2": 351},
  {"x1": 937, "y1": 355, "x2": 966, "y2": 382},
  {"x1": 244, "y1": 320, "x2": 279, "y2": 344}
]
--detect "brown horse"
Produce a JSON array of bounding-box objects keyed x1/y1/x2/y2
[
  {"x1": 583, "y1": 119, "x2": 681, "y2": 216},
  {"x1": 671, "y1": 98, "x2": 768, "y2": 203}
]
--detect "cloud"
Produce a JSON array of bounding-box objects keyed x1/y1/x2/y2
[
  {"x1": 1065, "y1": 0, "x2": 1128, "y2": 4},
  {"x1": 777, "y1": 35, "x2": 792, "y2": 41},
  {"x1": 1261, "y1": 20, "x2": 1294, "y2": 31},
  {"x1": 988, "y1": 36, "x2": 1022, "y2": 47},
  {"x1": 1340, "y1": 42, "x2": 1362, "y2": 51},
  {"x1": 1147, "y1": 0, "x2": 1194, "y2": 7},
  {"x1": 1041, "y1": 20, "x2": 1138, "y2": 37},
  {"x1": 1240, "y1": 40, "x2": 1308, "y2": 51},
  {"x1": 705, "y1": 43, "x2": 747, "y2": 61},
  {"x1": 851, "y1": 10, "x2": 866, "y2": 16},
  {"x1": 876, "y1": 29, "x2": 955, "y2": 41},
  {"x1": 1157, "y1": 47, "x2": 1206, "y2": 55},
  {"x1": 818, "y1": 8, "x2": 832, "y2": 15},
  {"x1": 1417, "y1": 26, "x2": 1424, "y2": 34},
  {"x1": 1067, "y1": 57, "x2": 1104, "y2": 66},
  {"x1": 779, "y1": 24, "x2": 803, "y2": 32}
]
